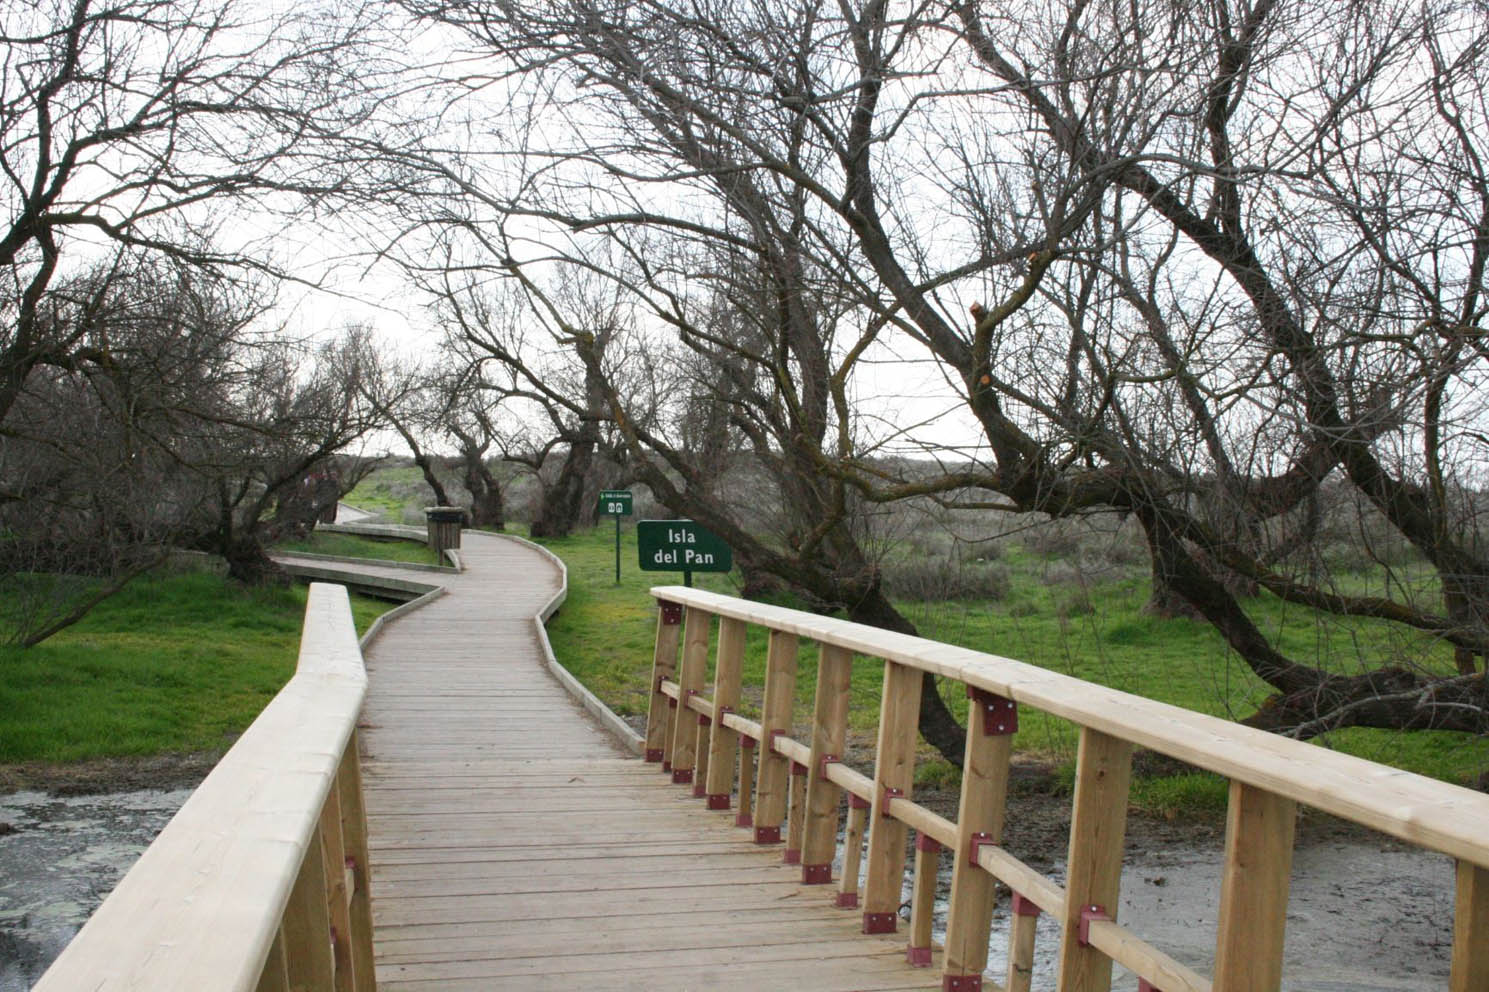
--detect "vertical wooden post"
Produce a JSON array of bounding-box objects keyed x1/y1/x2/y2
[
  {"x1": 669, "y1": 606, "x2": 711, "y2": 785},
  {"x1": 801, "y1": 643, "x2": 853, "y2": 884},
  {"x1": 753, "y1": 629, "x2": 799, "y2": 844},
  {"x1": 337, "y1": 732, "x2": 376, "y2": 992},
  {"x1": 254, "y1": 928, "x2": 290, "y2": 992},
  {"x1": 942, "y1": 687, "x2": 1016, "y2": 989},
  {"x1": 1452, "y1": 859, "x2": 1489, "y2": 991},
  {"x1": 785, "y1": 762, "x2": 808, "y2": 863},
  {"x1": 1006, "y1": 897, "x2": 1040, "y2": 992},
  {"x1": 1055, "y1": 727, "x2": 1132, "y2": 992},
  {"x1": 319, "y1": 777, "x2": 355, "y2": 992},
  {"x1": 282, "y1": 818, "x2": 335, "y2": 991},
  {"x1": 736, "y1": 735, "x2": 757, "y2": 827},
  {"x1": 645, "y1": 600, "x2": 683, "y2": 764},
  {"x1": 906, "y1": 835, "x2": 940, "y2": 966},
  {"x1": 1214, "y1": 780, "x2": 1295, "y2": 992},
  {"x1": 693, "y1": 715, "x2": 712, "y2": 798},
  {"x1": 704, "y1": 617, "x2": 748, "y2": 808},
  {"x1": 837, "y1": 795, "x2": 870, "y2": 908},
  {"x1": 862, "y1": 659, "x2": 923, "y2": 934}
]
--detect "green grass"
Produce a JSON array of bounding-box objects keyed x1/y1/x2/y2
[
  {"x1": 341, "y1": 466, "x2": 431, "y2": 522},
  {"x1": 276, "y1": 530, "x2": 439, "y2": 566},
  {"x1": 0, "y1": 573, "x2": 392, "y2": 764},
  {"x1": 532, "y1": 526, "x2": 1489, "y2": 811}
]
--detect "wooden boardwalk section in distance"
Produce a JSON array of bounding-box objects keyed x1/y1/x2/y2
[{"x1": 342, "y1": 532, "x2": 935, "y2": 991}]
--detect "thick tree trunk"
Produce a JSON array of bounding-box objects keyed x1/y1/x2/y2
[
  {"x1": 464, "y1": 458, "x2": 505, "y2": 530},
  {"x1": 529, "y1": 438, "x2": 594, "y2": 538},
  {"x1": 845, "y1": 584, "x2": 967, "y2": 766}
]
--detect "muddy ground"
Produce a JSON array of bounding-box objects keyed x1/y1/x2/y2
[{"x1": 0, "y1": 751, "x2": 1458, "y2": 990}]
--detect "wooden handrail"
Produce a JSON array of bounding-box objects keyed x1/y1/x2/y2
[
  {"x1": 34, "y1": 583, "x2": 376, "y2": 992},
  {"x1": 645, "y1": 584, "x2": 1489, "y2": 992}
]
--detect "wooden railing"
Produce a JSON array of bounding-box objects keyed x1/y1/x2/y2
[
  {"x1": 643, "y1": 585, "x2": 1489, "y2": 992},
  {"x1": 34, "y1": 583, "x2": 377, "y2": 992}
]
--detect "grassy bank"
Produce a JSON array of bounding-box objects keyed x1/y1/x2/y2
[
  {"x1": 0, "y1": 572, "x2": 390, "y2": 765},
  {"x1": 531, "y1": 526, "x2": 1489, "y2": 810}
]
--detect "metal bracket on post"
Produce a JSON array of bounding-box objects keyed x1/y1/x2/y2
[
  {"x1": 915, "y1": 834, "x2": 941, "y2": 855},
  {"x1": 740, "y1": 732, "x2": 756, "y2": 749},
  {"x1": 942, "y1": 976, "x2": 982, "y2": 992},
  {"x1": 968, "y1": 831, "x2": 996, "y2": 866},
  {"x1": 849, "y1": 792, "x2": 871, "y2": 810},
  {"x1": 881, "y1": 785, "x2": 904, "y2": 818},
  {"x1": 818, "y1": 754, "x2": 839, "y2": 778},
  {"x1": 1138, "y1": 981, "x2": 1164, "y2": 992},
  {"x1": 1078, "y1": 904, "x2": 1111, "y2": 947},
  {"x1": 1011, "y1": 892, "x2": 1040, "y2": 918},
  {"x1": 660, "y1": 600, "x2": 683, "y2": 625},
  {"x1": 791, "y1": 760, "x2": 808, "y2": 777},
  {"x1": 862, "y1": 911, "x2": 897, "y2": 935},
  {"x1": 698, "y1": 713, "x2": 711, "y2": 728},
  {"x1": 769, "y1": 728, "x2": 787, "y2": 754},
  {"x1": 965, "y1": 686, "x2": 1018, "y2": 736}
]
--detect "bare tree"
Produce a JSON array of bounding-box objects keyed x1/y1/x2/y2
[{"x1": 393, "y1": 0, "x2": 1489, "y2": 740}]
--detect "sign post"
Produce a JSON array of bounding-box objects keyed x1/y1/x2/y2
[
  {"x1": 596, "y1": 490, "x2": 634, "y2": 585},
  {"x1": 636, "y1": 520, "x2": 733, "y2": 587}
]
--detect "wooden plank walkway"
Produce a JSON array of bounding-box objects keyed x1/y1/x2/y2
[{"x1": 310, "y1": 532, "x2": 935, "y2": 991}]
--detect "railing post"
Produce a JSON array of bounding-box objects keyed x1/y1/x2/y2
[
  {"x1": 319, "y1": 773, "x2": 355, "y2": 992},
  {"x1": 736, "y1": 734, "x2": 757, "y2": 827},
  {"x1": 337, "y1": 730, "x2": 376, "y2": 992},
  {"x1": 837, "y1": 793, "x2": 870, "y2": 908},
  {"x1": 282, "y1": 816, "x2": 335, "y2": 991},
  {"x1": 942, "y1": 687, "x2": 1016, "y2": 990},
  {"x1": 255, "y1": 928, "x2": 290, "y2": 992},
  {"x1": 862, "y1": 659, "x2": 923, "y2": 934},
  {"x1": 693, "y1": 714, "x2": 712, "y2": 798},
  {"x1": 645, "y1": 600, "x2": 683, "y2": 764},
  {"x1": 907, "y1": 834, "x2": 941, "y2": 966},
  {"x1": 1055, "y1": 727, "x2": 1132, "y2": 991},
  {"x1": 785, "y1": 761, "x2": 807, "y2": 864},
  {"x1": 802, "y1": 643, "x2": 853, "y2": 884},
  {"x1": 1452, "y1": 859, "x2": 1489, "y2": 991},
  {"x1": 668, "y1": 606, "x2": 712, "y2": 785},
  {"x1": 704, "y1": 616, "x2": 748, "y2": 808},
  {"x1": 1213, "y1": 779, "x2": 1295, "y2": 992},
  {"x1": 753, "y1": 629, "x2": 799, "y2": 844}
]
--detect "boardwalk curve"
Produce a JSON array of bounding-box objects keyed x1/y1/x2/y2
[{"x1": 327, "y1": 531, "x2": 934, "y2": 991}]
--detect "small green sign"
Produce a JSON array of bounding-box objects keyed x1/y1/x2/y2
[
  {"x1": 597, "y1": 490, "x2": 633, "y2": 516},
  {"x1": 637, "y1": 520, "x2": 732, "y2": 573}
]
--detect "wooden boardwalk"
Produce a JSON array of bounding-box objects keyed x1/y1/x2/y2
[{"x1": 323, "y1": 532, "x2": 935, "y2": 991}]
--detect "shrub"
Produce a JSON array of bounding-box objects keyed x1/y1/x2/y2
[{"x1": 881, "y1": 558, "x2": 1012, "y2": 602}]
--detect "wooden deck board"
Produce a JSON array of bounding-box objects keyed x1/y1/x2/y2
[{"x1": 344, "y1": 532, "x2": 938, "y2": 990}]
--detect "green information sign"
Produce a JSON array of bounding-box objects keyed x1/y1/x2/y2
[
  {"x1": 597, "y1": 490, "x2": 633, "y2": 516},
  {"x1": 637, "y1": 520, "x2": 732, "y2": 579}
]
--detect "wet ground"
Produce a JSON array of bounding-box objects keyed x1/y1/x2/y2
[
  {"x1": 1, "y1": 777, "x2": 1456, "y2": 991},
  {"x1": 0, "y1": 788, "x2": 192, "y2": 992}
]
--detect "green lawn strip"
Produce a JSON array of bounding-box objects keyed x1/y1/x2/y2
[
  {"x1": 0, "y1": 573, "x2": 392, "y2": 764},
  {"x1": 534, "y1": 526, "x2": 1489, "y2": 811},
  {"x1": 276, "y1": 530, "x2": 439, "y2": 566}
]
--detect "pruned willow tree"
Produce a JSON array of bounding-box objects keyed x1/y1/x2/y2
[{"x1": 398, "y1": 0, "x2": 1489, "y2": 740}]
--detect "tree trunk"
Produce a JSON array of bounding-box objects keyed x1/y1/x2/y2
[
  {"x1": 413, "y1": 451, "x2": 453, "y2": 508},
  {"x1": 530, "y1": 439, "x2": 594, "y2": 538},
  {"x1": 463, "y1": 457, "x2": 505, "y2": 530},
  {"x1": 846, "y1": 584, "x2": 967, "y2": 766}
]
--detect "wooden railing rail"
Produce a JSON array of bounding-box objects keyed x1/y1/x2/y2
[
  {"x1": 34, "y1": 583, "x2": 377, "y2": 992},
  {"x1": 644, "y1": 585, "x2": 1489, "y2": 992}
]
